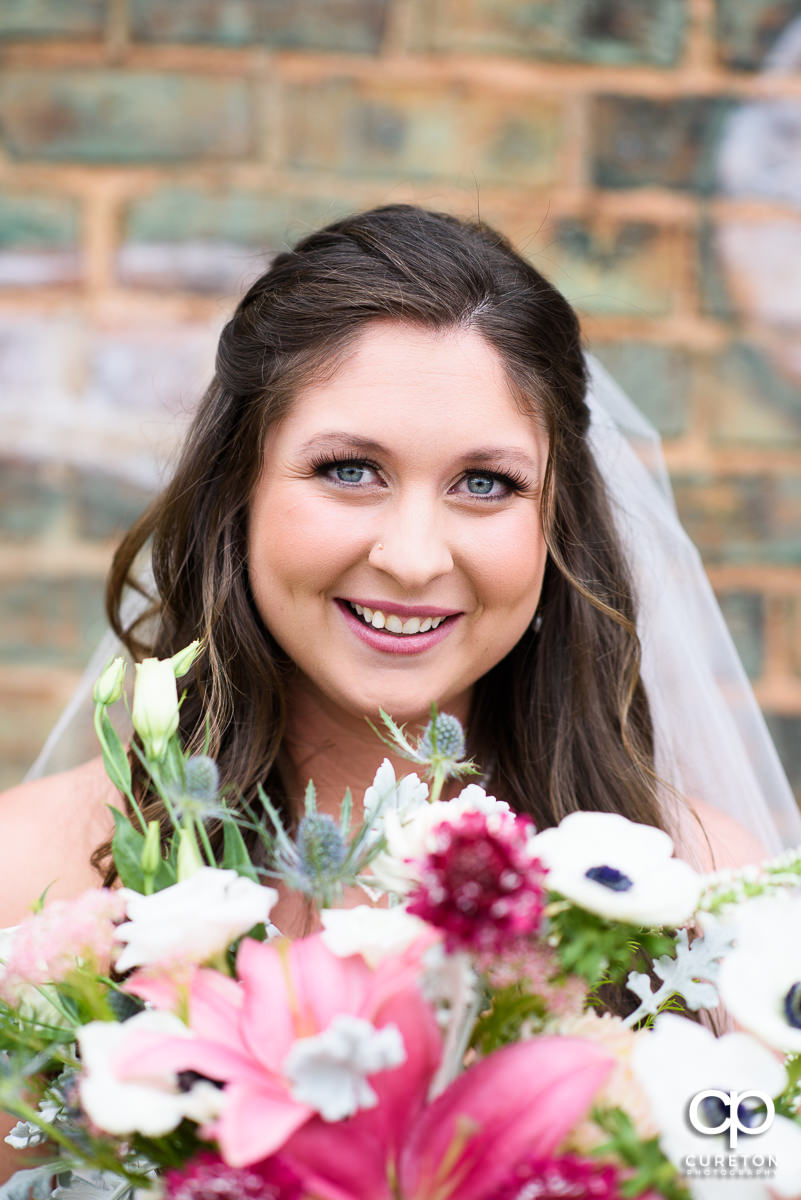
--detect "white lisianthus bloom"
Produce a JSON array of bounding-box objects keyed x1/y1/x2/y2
[
  {"x1": 369, "y1": 785, "x2": 512, "y2": 895},
  {"x1": 93, "y1": 656, "x2": 126, "y2": 706},
  {"x1": 632, "y1": 1013, "x2": 801, "y2": 1200},
  {"x1": 320, "y1": 906, "x2": 432, "y2": 966},
  {"x1": 78, "y1": 1011, "x2": 224, "y2": 1136},
  {"x1": 362, "y1": 759, "x2": 429, "y2": 842},
  {"x1": 132, "y1": 657, "x2": 180, "y2": 760},
  {"x1": 717, "y1": 896, "x2": 801, "y2": 1053},
  {"x1": 283, "y1": 1013, "x2": 405, "y2": 1121},
  {"x1": 115, "y1": 868, "x2": 277, "y2": 971},
  {"x1": 530, "y1": 811, "x2": 702, "y2": 926}
]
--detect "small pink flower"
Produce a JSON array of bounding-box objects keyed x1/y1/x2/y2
[
  {"x1": 481, "y1": 1153, "x2": 624, "y2": 1200},
  {"x1": 164, "y1": 1151, "x2": 302, "y2": 1200},
  {"x1": 0, "y1": 889, "x2": 126, "y2": 1003},
  {"x1": 406, "y1": 810, "x2": 548, "y2": 956}
]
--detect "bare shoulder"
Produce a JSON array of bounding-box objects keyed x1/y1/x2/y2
[
  {"x1": 678, "y1": 796, "x2": 768, "y2": 872},
  {"x1": 0, "y1": 759, "x2": 117, "y2": 925}
]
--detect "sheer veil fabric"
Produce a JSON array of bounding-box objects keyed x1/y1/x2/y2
[{"x1": 25, "y1": 355, "x2": 801, "y2": 862}]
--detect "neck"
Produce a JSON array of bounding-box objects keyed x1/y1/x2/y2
[{"x1": 281, "y1": 679, "x2": 471, "y2": 823}]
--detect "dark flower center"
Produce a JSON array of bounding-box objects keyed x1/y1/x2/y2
[
  {"x1": 584, "y1": 865, "x2": 634, "y2": 892},
  {"x1": 784, "y1": 981, "x2": 801, "y2": 1028}
]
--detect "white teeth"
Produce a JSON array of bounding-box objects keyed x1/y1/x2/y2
[{"x1": 347, "y1": 603, "x2": 450, "y2": 636}]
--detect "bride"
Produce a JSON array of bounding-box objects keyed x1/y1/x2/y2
[
  {"x1": 0, "y1": 209, "x2": 797, "y2": 1169},
  {"x1": 2, "y1": 202, "x2": 795, "y2": 916}
]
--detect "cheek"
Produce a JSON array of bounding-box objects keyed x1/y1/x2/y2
[
  {"x1": 466, "y1": 516, "x2": 547, "y2": 609},
  {"x1": 248, "y1": 489, "x2": 368, "y2": 594}
]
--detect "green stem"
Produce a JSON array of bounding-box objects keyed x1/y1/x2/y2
[
  {"x1": 93, "y1": 705, "x2": 147, "y2": 832},
  {"x1": 195, "y1": 816, "x2": 216, "y2": 867}
]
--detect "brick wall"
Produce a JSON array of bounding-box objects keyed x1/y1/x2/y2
[{"x1": 1, "y1": 0, "x2": 800, "y2": 798}]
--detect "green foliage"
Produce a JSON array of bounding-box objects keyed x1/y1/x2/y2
[
  {"x1": 221, "y1": 816, "x2": 259, "y2": 883},
  {"x1": 469, "y1": 981, "x2": 548, "y2": 1055},
  {"x1": 547, "y1": 900, "x2": 674, "y2": 988},
  {"x1": 109, "y1": 808, "x2": 175, "y2": 893},
  {"x1": 775, "y1": 1052, "x2": 801, "y2": 1119},
  {"x1": 97, "y1": 711, "x2": 132, "y2": 802},
  {"x1": 592, "y1": 1107, "x2": 691, "y2": 1200}
]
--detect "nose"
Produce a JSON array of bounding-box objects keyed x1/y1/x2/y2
[{"x1": 367, "y1": 496, "x2": 454, "y2": 591}]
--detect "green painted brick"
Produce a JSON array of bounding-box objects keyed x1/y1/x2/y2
[
  {"x1": 715, "y1": 0, "x2": 801, "y2": 70},
  {"x1": 0, "y1": 192, "x2": 78, "y2": 249},
  {"x1": 284, "y1": 79, "x2": 562, "y2": 184},
  {"x1": 697, "y1": 220, "x2": 735, "y2": 320},
  {"x1": 716, "y1": 590, "x2": 765, "y2": 679},
  {"x1": 765, "y1": 714, "x2": 801, "y2": 806},
  {"x1": 124, "y1": 188, "x2": 350, "y2": 247},
  {"x1": 539, "y1": 220, "x2": 674, "y2": 316},
  {"x1": 0, "y1": 0, "x2": 106, "y2": 39},
  {"x1": 591, "y1": 342, "x2": 690, "y2": 437},
  {"x1": 130, "y1": 0, "x2": 389, "y2": 53},
  {"x1": 591, "y1": 96, "x2": 734, "y2": 193},
  {"x1": 0, "y1": 576, "x2": 106, "y2": 667},
  {"x1": 412, "y1": 0, "x2": 686, "y2": 66},
  {"x1": 671, "y1": 472, "x2": 801, "y2": 565},
  {"x1": 0, "y1": 460, "x2": 65, "y2": 540},
  {"x1": 0, "y1": 459, "x2": 151, "y2": 542},
  {"x1": 708, "y1": 343, "x2": 801, "y2": 448},
  {"x1": 0, "y1": 71, "x2": 251, "y2": 162}
]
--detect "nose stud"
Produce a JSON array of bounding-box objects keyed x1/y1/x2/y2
[{"x1": 375, "y1": 543, "x2": 384, "y2": 552}]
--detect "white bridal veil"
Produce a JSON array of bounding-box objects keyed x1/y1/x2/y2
[{"x1": 25, "y1": 354, "x2": 801, "y2": 860}]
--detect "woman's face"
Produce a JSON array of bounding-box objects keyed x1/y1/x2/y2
[{"x1": 247, "y1": 322, "x2": 549, "y2": 726}]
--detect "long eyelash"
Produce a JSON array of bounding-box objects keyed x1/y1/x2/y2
[
  {"x1": 466, "y1": 467, "x2": 532, "y2": 493},
  {"x1": 307, "y1": 451, "x2": 380, "y2": 474}
]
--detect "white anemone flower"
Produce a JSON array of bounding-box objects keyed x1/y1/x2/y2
[
  {"x1": 283, "y1": 1013, "x2": 405, "y2": 1121},
  {"x1": 717, "y1": 896, "x2": 801, "y2": 1053},
  {"x1": 115, "y1": 868, "x2": 277, "y2": 971},
  {"x1": 368, "y1": 785, "x2": 513, "y2": 895},
  {"x1": 530, "y1": 811, "x2": 702, "y2": 926},
  {"x1": 632, "y1": 1013, "x2": 801, "y2": 1199},
  {"x1": 320, "y1": 906, "x2": 432, "y2": 967},
  {"x1": 78, "y1": 1010, "x2": 224, "y2": 1136},
  {"x1": 362, "y1": 759, "x2": 429, "y2": 849}
]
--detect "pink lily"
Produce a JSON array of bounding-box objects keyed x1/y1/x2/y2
[
  {"x1": 118, "y1": 932, "x2": 440, "y2": 1168},
  {"x1": 277, "y1": 1031, "x2": 613, "y2": 1200}
]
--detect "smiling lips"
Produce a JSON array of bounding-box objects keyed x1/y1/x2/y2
[{"x1": 336, "y1": 598, "x2": 462, "y2": 654}]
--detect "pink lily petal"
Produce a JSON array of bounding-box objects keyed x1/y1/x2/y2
[
  {"x1": 113, "y1": 1031, "x2": 268, "y2": 1092},
  {"x1": 400, "y1": 1036, "x2": 614, "y2": 1200},
  {"x1": 288, "y1": 935, "x2": 374, "y2": 1031},
  {"x1": 237, "y1": 938, "x2": 297, "y2": 1065},
  {"x1": 282, "y1": 983, "x2": 443, "y2": 1200},
  {"x1": 213, "y1": 1081, "x2": 311, "y2": 1168}
]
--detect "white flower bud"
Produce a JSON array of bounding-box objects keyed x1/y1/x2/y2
[
  {"x1": 170, "y1": 639, "x2": 202, "y2": 679},
  {"x1": 132, "y1": 658, "x2": 179, "y2": 760},
  {"x1": 93, "y1": 656, "x2": 126, "y2": 707}
]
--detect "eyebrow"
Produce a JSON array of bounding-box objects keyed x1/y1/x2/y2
[{"x1": 299, "y1": 433, "x2": 540, "y2": 473}]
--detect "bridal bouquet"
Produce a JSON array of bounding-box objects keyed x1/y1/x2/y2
[{"x1": 3, "y1": 646, "x2": 801, "y2": 1200}]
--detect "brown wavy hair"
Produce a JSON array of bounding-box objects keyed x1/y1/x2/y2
[{"x1": 95, "y1": 204, "x2": 663, "y2": 879}]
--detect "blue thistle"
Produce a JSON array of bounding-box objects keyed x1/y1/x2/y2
[
  {"x1": 183, "y1": 755, "x2": 220, "y2": 801},
  {"x1": 419, "y1": 713, "x2": 466, "y2": 762},
  {"x1": 295, "y1": 813, "x2": 347, "y2": 885}
]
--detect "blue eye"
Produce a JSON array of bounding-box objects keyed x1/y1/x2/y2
[
  {"x1": 466, "y1": 474, "x2": 497, "y2": 496},
  {"x1": 335, "y1": 464, "x2": 367, "y2": 483}
]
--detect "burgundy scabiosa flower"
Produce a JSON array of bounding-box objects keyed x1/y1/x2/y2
[
  {"x1": 482, "y1": 1153, "x2": 624, "y2": 1200},
  {"x1": 405, "y1": 808, "x2": 548, "y2": 955},
  {"x1": 163, "y1": 1152, "x2": 302, "y2": 1200}
]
